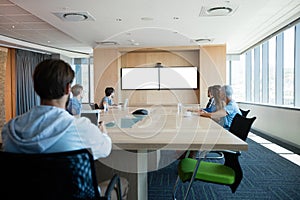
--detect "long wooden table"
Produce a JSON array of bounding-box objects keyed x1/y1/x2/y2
[{"x1": 97, "y1": 106, "x2": 248, "y2": 200}]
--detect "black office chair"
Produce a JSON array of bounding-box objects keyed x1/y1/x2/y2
[
  {"x1": 239, "y1": 108, "x2": 250, "y2": 117},
  {"x1": 229, "y1": 113, "x2": 256, "y2": 141},
  {"x1": 0, "y1": 149, "x2": 122, "y2": 200},
  {"x1": 173, "y1": 114, "x2": 256, "y2": 200},
  {"x1": 90, "y1": 103, "x2": 96, "y2": 110}
]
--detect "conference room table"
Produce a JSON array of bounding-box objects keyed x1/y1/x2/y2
[{"x1": 97, "y1": 105, "x2": 248, "y2": 200}]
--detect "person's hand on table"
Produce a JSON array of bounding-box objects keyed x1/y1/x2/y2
[{"x1": 198, "y1": 109, "x2": 207, "y2": 116}]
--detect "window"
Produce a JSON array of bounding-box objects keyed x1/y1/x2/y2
[
  {"x1": 283, "y1": 26, "x2": 295, "y2": 105},
  {"x1": 72, "y1": 58, "x2": 94, "y2": 103},
  {"x1": 229, "y1": 21, "x2": 299, "y2": 108},
  {"x1": 229, "y1": 54, "x2": 246, "y2": 101},
  {"x1": 269, "y1": 37, "x2": 276, "y2": 104}
]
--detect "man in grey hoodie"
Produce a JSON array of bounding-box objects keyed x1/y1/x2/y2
[{"x1": 1, "y1": 59, "x2": 128, "y2": 200}]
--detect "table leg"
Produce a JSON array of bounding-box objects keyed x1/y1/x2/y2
[{"x1": 137, "y1": 150, "x2": 148, "y2": 200}]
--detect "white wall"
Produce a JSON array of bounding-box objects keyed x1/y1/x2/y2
[{"x1": 238, "y1": 102, "x2": 300, "y2": 149}]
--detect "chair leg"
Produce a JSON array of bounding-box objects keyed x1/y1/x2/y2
[
  {"x1": 183, "y1": 150, "x2": 208, "y2": 200},
  {"x1": 172, "y1": 176, "x2": 180, "y2": 200}
]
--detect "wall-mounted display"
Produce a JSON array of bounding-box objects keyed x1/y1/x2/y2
[{"x1": 121, "y1": 66, "x2": 198, "y2": 90}]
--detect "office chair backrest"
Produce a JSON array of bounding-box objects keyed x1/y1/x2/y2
[
  {"x1": 239, "y1": 108, "x2": 250, "y2": 117},
  {"x1": 94, "y1": 103, "x2": 100, "y2": 110},
  {"x1": 90, "y1": 103, "x2": 96, "y2": 110},
  {"x1": 0, "y1": 149, "x2": 101, "y2": 200},
  {"x1": 229, "y1": 114, "x2": 256, "y2": 141}
]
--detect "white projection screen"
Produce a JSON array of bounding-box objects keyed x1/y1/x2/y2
[
  {"x1": 121, "y1": 68, "x2": 159, "y2": 89},
  {"x1": 159, "y1": 67, "x2": 198, "y2": 89},
  {"x1": 121, "y1": 67, "x2": 198, "y2": 90}
]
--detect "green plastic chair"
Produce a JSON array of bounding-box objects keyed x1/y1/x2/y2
[
  {"x1": 173, "y1": 151, "x2": 242, "y2": 200},
  {"x1": 173, "y1": 114, "x2": 256, "y2": 200}
]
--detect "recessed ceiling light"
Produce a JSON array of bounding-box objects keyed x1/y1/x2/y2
[
  {"x1": 98, "y1": 41, "x2": 119, "y2": 45},
  {"x1": 63, "y1": 13, "x2": 88, "y2": 21},
  {"x1": 195, "y1": 38, "x2": 213, "y2": 43},
  {"x1": 206, "y1": 7, "x2": 232, "y2": 15},
  {"x1": 199, "y1": 5, "x2": 237, "y2": 17},
  {"x1": 53, "y1": 12, "x2": 95, "y2": 22}
]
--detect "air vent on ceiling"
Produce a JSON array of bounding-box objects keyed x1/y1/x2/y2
[
  {"x1": 96, "y1": 41, "x2": 119, "y2": 46},
  {"x1": 199, "y1": 5, "x2": 238, "y2": 17},
  {"x1": 53, "y1": 12, "x2": 95, "y2": 21}
]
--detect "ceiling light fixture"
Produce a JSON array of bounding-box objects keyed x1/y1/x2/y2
[
  {"x1": 199, "y1": 5, "x2": 237, "y2": 17},
  {"x1": 206, "y1": 7, "x2": 232, "y2": 15},
  {"x1": 195, "y1": 38, "x2": 213, "y2": 43},
  {"x1": 98, "y1": 41, "x2": 119, "y2": 45},
  {"x1": 63, "y1": 13, "x2": 88, "y2": 21},
  {"x1": 53, "y1": 12, "x2": 95, "y2": 22}
]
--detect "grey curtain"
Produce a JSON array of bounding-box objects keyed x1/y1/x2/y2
[{"x1": 16, "y1": 50, "x2": 50, "y2": 115}]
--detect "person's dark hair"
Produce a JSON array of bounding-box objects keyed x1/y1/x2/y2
[
  {"x1": 105, "y1": 87, "x2": 115, "y2": 96},
  {"x1": 33, "y1": 59, "x2": 75, "y2": 100}
]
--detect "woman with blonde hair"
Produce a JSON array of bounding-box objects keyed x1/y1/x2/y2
[{"x1": 203, "y1": 85, "x2": 224, "y2": 112}]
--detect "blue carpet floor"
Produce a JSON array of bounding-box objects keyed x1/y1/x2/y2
[{"x1": 148, "y1": 139, "x2": 300, "y2": 200}]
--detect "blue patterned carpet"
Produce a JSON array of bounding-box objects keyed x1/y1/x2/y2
[{"x1": 148, "y1": 139, "x2": 300, "y2": 200}]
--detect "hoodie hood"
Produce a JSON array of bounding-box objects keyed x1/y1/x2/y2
[{"x1": 2, "y1": 106, "x2": 74, "y2": 153}]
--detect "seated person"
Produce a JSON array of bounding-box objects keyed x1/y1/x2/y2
[
  {"x1": 66, "y1": 84, "x2": 83, "y2": 117},
  {"x1": 199, "y1": 85, "x2": 241, "y2": 129},
  {"x1": 187, "y1": 85, "x2": 222, "y2": 114},
  {"x1": 1, "y1": 59, "x2": 128, "y2": 200},
  {"x1": 203, "y1": 85, "x2": 222, "y2": 113},
  {"x1": 99, "y1": 87, "x2": 117, "y2": 110},
  {"x1": 204, "y1": 85, "x2": 214, "y2": 110}
]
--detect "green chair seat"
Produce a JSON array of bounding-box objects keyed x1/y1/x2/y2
[{"x1": 178, "y1": 158, "x2": 235, "y2": 185}]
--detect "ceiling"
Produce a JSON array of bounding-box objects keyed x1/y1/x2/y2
[{"x1": 1, "y1": 0, "x2": 300, "y2": 58}]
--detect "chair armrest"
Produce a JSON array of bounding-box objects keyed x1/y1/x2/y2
[{"x1": 103, "y1": 174, "x2": 122, "y2": 200}]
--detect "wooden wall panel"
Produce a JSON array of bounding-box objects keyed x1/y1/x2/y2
[
  {"x1": 0, "y1": 47, "x2": 8, "y2": 136},
  {"x1": 199, "y1": 45, "x2": 226, "y2": 106},
  {"x1": 5, "y1": 48, "x2": 16, "y2": 121},
  {"x1": 93, "y1": 48, "x2": 120, "y2": 104},
  {"x1": 120, "y1": 50, "x2": 199, "y2": 106},
  {"x1": 93, "y1": 45, "x2": 226, "y2": 107}
]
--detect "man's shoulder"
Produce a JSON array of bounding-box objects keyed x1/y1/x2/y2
[
  {"x1": 74, "y1": 117, "x2": 97, "y2": 128},
  {"x1": 73, "y1": 117, "x2": 103, "y2": 137}
]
